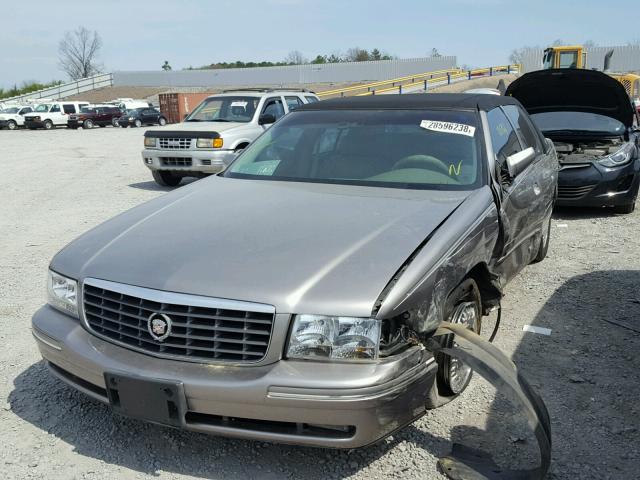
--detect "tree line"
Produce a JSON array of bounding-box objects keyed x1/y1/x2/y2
[
  {"x1": 0, "y1": 81, "x2": 63, "y2": 100},
  {"x1": 196, "y1": 47, "x2": 397, "y2": 70}
]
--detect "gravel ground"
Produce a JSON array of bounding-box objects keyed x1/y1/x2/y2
[{"x1": 1, "y1": 127, "x2": 639, "y2": 479}]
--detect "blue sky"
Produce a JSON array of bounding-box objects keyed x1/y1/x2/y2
[{"x1": 1, "y1": 0, "x2": 637, "y2": 88}]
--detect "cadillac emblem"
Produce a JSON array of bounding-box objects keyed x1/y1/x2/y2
[{"x1": 147, "y1": 312, "x2": 172, "y2": 342}]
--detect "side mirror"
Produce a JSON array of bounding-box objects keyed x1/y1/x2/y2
[
  {"x1": 258, "y1": 113, "x2": 276, "y2": 125},
  {"x1": 506, "y1": 147, "x2": 536, "y2": 178}
]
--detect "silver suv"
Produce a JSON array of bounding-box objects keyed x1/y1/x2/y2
[{"x1": 142, "y1": 89, "x2": 319, "y2": 186}]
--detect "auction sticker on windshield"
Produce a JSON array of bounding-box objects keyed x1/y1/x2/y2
[{"x1": 420, "y1": 120, "x2": 476, "y2": 137}]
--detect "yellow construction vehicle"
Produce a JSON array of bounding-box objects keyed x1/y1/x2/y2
[
  {"x1": 609, "y1": 73, "x2": 640, "y2": 103},
  {"x1": 542, "y1": 45, "x2": 587, "y2": 69}
]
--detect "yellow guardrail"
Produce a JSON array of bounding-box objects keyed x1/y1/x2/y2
[
  {"x1": 351, "y1": 64, "x2": 520, "y2": 97},
  {"x1": 317, "y1": 68, "x2": 463, "y2": 97}
]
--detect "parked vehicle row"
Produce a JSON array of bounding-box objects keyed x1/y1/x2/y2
[{"x1": 0, "y1": 99, "x2": 165, "y2": 130}]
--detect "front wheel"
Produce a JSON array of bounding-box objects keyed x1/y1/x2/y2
[
  {"x1": 112, "y1": 117, "x2": 119, "y2": 127},
  {"x1": 134, "y1": 119, "x2": 142, "y2": 128},
  {"x1": 43, "y1": 120, "x2": 53, "y2": 130},
  {"x1": 83, "y1": 119, "x2": 94, "y2": 129},
  {"x1": 152, "y1": 170, "x2": 182, "y2": 187},
  {"x1": 614, "y1": 202, "x2": 636, "y2": 214},
  {"x1": 7, "y1": 120, "x2": 17, "y2": 130},
  {"x1": 428, "y1": 279, "x2": 482, "y2": 406},
  {"x1": 158, "y1": 117, "x2": 167, "y2": 126}
]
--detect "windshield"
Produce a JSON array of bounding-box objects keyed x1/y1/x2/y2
[
  {"x1": 531, "y1": 112, "x2": 625, "y2": 135},
  {"x1": 186, "y1": 96, "x2": 260, "y2": 123},
  {"x1": 34, "y1": 104, "x2": 51, "y2": 112},
  {"x1": 225, "y1": 109, "x2": 482, "y2": 190},
  {"x1": 2, "y1": 107, "x2": 19, "y2": 114}
]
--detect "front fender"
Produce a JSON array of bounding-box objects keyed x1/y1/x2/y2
[{"x1": 375, "y1": 187, "x2": 500, "y2": 334}]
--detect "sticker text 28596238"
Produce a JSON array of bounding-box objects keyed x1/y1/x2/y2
[{"x1": 420, "y1": 120, "x2": 476, "y2": 137}]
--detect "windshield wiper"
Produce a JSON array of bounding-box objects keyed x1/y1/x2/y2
[
  {"x1": 185, "y1": 119, "x2": 202, "y2": 122},
  {"x1": 210, "y1": 119, "x2": 232, "y2": 122}
]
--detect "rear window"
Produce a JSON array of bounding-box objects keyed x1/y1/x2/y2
[
  {"x1": 226, "y1": 109, "x2": 483, "y2": 190},
  {"x1": 63, "y1": 104, "x2": 76, "y2": 114}
]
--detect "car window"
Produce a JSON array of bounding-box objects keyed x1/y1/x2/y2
[
  {"x1": 63, "y1": 104, "x2": 76, "y2": 114},
  {"x1": 487, "y1": 107, "x2": 522, "y2": 163},
  {"x1": 285, "y1": 96, "x2": 304, "y2": 111},
  {"x1": 503, "y1": 105, "x2": 541, "y2": 152},
  {"x1": 50, "y1": 104, "x2": 61, "y2": 113},
  {"x1": 226, "y1": 109, "x2": 482, "y2": 190},
  {"x1": 262, "y1": 97, "x2": 285, "y2": 120},
  {"x1": 19, "y1": 107, "x2": 32, "y2": 114},
  {"x1": 305, "y1": 96, "x2": 319, "y2": 103}
]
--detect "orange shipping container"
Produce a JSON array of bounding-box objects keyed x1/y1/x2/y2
[{"x1": 159, "y1": 92, "x2": 213, "y2": 124}]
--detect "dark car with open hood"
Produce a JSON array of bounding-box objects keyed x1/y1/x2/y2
[
  {"x1": 32, "y1": 93, "x2": 556, "y2": 449},
  {"x1": 507, "y1": 68, "x2": 640, "y2": 213}
]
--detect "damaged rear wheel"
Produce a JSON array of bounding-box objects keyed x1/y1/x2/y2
[{"x1": 429, "y1": 279, "x2": 482, "y2": 405}]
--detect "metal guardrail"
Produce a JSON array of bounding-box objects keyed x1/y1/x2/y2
[
  {"x1": 319, "y1": 65, "x2": 520, "y2": 97},
  {"x1": 2, "y1": 73, "x2": 114, "y2": 103}
]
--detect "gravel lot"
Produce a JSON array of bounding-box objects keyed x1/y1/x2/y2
[{"x1": 1, "y1": 127, "x2": 639, "y2": 479}]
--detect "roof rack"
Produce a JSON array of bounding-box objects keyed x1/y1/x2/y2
[{"x1": 221, "y1": 87, "x2": 316, "y2": 93}]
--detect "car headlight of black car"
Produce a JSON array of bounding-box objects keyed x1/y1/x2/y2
[
  {"x1": 599, "y1": 143, "x2": 636, "y2": 168},
  {"x1": 286, "y1": 315, "x2": 381, "y2": 361}
]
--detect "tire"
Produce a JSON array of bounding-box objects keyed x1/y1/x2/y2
[
  {"x1": 134, "y1": 119, "x2": 142, "y2": 128},
  {"x1": 43, "y1": 120, "x2": 53, "y2": 130},
  {"x1": 532, "y1": 214, "x2": 551, "y2": 263},
  {"x1": 158, "y1": 117, "x2": 167, "y2": 126},
  {"x1": 429, "y1": 279, "x2": 482, "y2": 405},
  {"x1": 152, "y1": 170, "x2": 182, "y2": 187},
  {"x1": 83, "y1": 119, "x2": 94, "y2": 129},
  {"x1": 112, "y1": 117, "x2": 119, "y2": 127},
  {"x1": 7, "y1": 120, "x2": 17, "y2": 130}
]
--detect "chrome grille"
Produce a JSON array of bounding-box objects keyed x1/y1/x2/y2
[
  {"x1": 159, "y1": 137, "x2": 191, "y2": 149},
  {"x1": 82, "y1": 281, "x2": 274, "y2": 362},
  {"x1": 558, "y1": 184, "x2": 596, "y2": 199},
  {"x1": 161, "y1": 157, "x2": 192, "y2": 167}
]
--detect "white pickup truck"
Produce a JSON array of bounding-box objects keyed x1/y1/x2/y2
[
  {"x1": 0, "y1": 105, "x2": 34, "y2": 130},
  {"x1": 142, "y1": 89, "x2": 319, "y2": 186}
]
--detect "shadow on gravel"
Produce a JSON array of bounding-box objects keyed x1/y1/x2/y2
[
  {"x1": 128, "y1": 178, "x2": 198, "y2": 192},
  {"x1": 447, "y1": 270, "x2": 640, "y2": 479},
  {"x1": 553, "y1": 206, "x2": 621, "y2": 220},
  {"x1": 9, "y1": 362, "x2": 447, "y2": 479}
]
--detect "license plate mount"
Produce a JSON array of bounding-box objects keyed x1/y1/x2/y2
[{"x1": 104, "y1": 372, "x2": 186, "y2": 428}]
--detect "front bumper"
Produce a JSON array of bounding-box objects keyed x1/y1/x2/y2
[
  {"x1": 24, "y1": 120, "x2": 44, "y2": 129},
  {"x1": 32, "y1": 305, "x2": 436, "y2": 448},
  {"x1": 142, "y1": 148, "x2": 237, "y2": 175},
  {"x1": 557, "y1": 158, "x2": 640, "y2": 207}
]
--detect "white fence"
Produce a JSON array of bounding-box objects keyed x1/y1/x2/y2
[
  {"x1": 113, "y1": 57, "x2": 458, "y2": 87},
  {"x1": 2, "y1": 74, "x2": 113, "y2": 103},
  {"x1": 520, "y1": 45, "x2": 640, "y2": 73}
]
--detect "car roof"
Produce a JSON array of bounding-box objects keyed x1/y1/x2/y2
[{"x1": 298, "y1": 93, "x2": 523, "y2": 111}]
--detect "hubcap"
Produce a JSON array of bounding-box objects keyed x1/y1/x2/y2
[{"x1": 448, "y1": 302, "x2": 479, "y2": 394}]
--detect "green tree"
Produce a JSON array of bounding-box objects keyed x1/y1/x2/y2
[
  {"x1": 371, "y1": 48, "x2": 382, "y2": 61},
  {"x1": 311, "y1": 55, "x2": 327, "y2": 64},
  {"x1": 162, "y1": 61, "x2": 172, "y2": 71}
]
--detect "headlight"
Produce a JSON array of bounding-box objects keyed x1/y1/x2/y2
[
  {"x1": 144, "y1": 137, "x2": 157, "y2": 148},
  {"x1": 47, "y1": 270, "x2": 78, "y2": 318},
  {"x1": 287, "y1": 315, "x2": 381, "y2": 361},
  {"x1": 599, "y1": 144, "x2": 635, "y2": 168},
  {"x1": 196, "y1": 138, "x2": 223, "y2": 148},
  {"x1": 128, "y1": 116, "x2": 134, "y2": 121}
]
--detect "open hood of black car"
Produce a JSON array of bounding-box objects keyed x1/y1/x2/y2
[{"x1": 506, "y1": 69, "x2": 635, "y2": 128}]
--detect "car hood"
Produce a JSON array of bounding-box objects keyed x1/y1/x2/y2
[
  {"x1": 52, "y1": 177, "x2": 472, "y2": 318},
  {"x1": 165, "y1": 121, "x2": 249, "y2": 133},
  {"x1": 506, "y1": 69, "x2": 636, "y2": 128}
]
